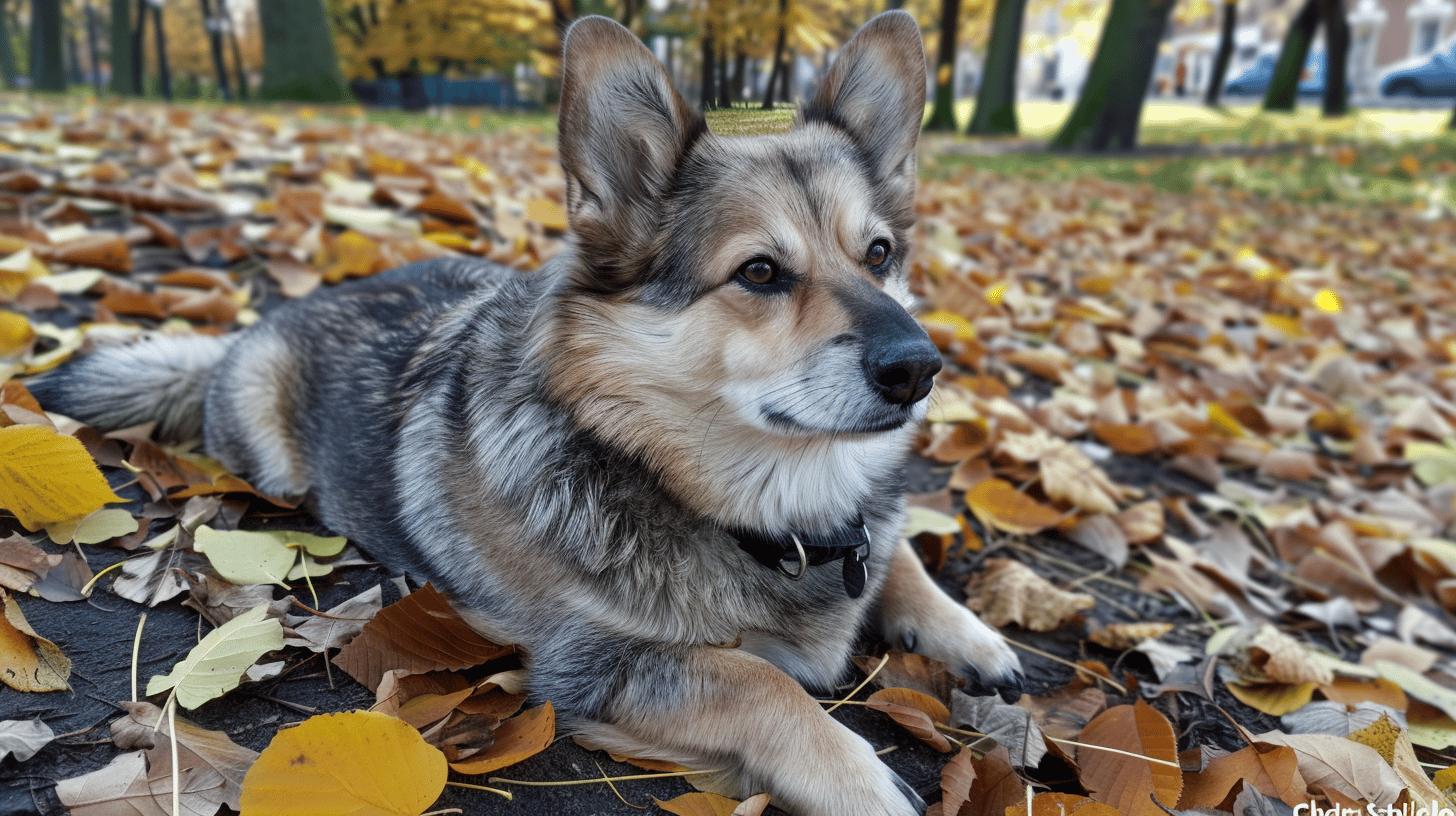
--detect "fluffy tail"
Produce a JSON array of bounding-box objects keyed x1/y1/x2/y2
[{"x1": 27, "y1": 333, "x2": 236, "y2": 441}]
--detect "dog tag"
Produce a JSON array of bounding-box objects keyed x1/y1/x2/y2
[{"x1": 842, "y1": 552, "x2": 867, "y2": 599}]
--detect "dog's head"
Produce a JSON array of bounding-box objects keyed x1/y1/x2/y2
[{"x1": 546, "y1": 12, "x2": 933, "y2": 529}]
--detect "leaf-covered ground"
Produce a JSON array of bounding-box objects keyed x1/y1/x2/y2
[{"x1": 2, "y1": 98, "x2": 1456, "y2": 816}]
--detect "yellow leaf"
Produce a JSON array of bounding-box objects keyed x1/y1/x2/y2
[
  {"x1": 966, "y1": 478, "x2": 1063, "y2": 536},
  {"x1": 0, "y1": 588, "x2": 71, "y2": 692},
  {"x1": 655, "y1": 792, "x2": 743, "y2": 816},
  {"x1": 920, "y1": 309, "x2": 976, "y2": 343},
  {"x1": 1206, "y1": 403, "x2": 1248, "y2": 438},
  {"x1": 985, "y1": 281, "x2": 1009, "y2": 306},
  {"x1": 1226, "y1": 681, "x2": 1317, "y2": 716},
  {"x1": 1261, "y1": 313, "x2": 1304, "y2": 338},
  {"x1": 0, "y1": 312, "x2": 34, "y2": 357},
  {"x1": 240, "y1": 710, "x2": 446, "y2": 816},
  {"x1": 0, "y1": 424, "x2": 122, "y2": 530},
  {"x1": 525, "y1": 197, "x2": 567, "y2": 232},
  {"x1": 450, "y1": 702, "x2": 555, "y2": 774},
  {"x1": 1312, "y1": 289, "x2": 1342, "y2": 314}
]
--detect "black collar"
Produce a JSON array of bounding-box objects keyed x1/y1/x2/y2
[{"x1": 729, "y1": 515, "x2": 871, "y2": 599}]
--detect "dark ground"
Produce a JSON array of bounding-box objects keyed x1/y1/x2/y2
[{"x1": 0, "y1": 444, "x2": 1261, "y2": 816}]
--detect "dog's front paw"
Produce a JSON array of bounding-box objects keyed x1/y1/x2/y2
[{"x1": 886, "y1": 599, "x2": 1024, "y2": 703}]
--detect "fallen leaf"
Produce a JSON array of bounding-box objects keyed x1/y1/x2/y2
[
  {"x1": 655, "y1": 792, "x2": 743, "y2": 816},
  {"x1": 286, "y1": 585, "x2": 382, "y2": 652},
  {"x1": 449, "y1": 701, "x2": 555, "y2": 774},
  {"x1": 240, "y1": 710, "x2": 446, "y2": 815},
  {"x1": 0, "y1": 424, "x2": 122, "y2": 530},
  {"x1": 146, "y1": 603, "x2": 284, "y2": 709},
  {"x1": 1282, "y1": 701, "x2": 1404, "y2": 736},
  {"x1": 866, "y1": 686, "x2": 953, "y2": 752},
  {"x1": 0, "y1": 718, "x2": 54, "y2": 762},
  {"x1": 333, "y1": 583, "x2": 513, "y2": 691},
  {"x1": 56, "y1": 748, "x2": 228, "y2": 816},
  {"x1": 965, "y1": 479, "x2": 1063, "y2": 536},
  {"x1": 1077, "y1": 701, "x2": 1182, "y2": 816},
  {"x1": 109, "y1": 701, "x2": 257, "y2": 809},
  {"x1": 1254, "y1": 731, "x2": 1403, "y2": 806},
  {"x1": 192, "y1": 525, "x2": 346, "y2": 587},
  {"x1": 1228, "y1": 682, "x2": 1319, "y2": 716},
  {"x1": 0, "y1": 589, "x2": 70, "y2": 691},
  {"x1": 966, "y1": 559, "x2": 1094, "y2": 631},
  {"x1": 1089, "y1": 622, "x2": 1174, "y2": 650},
  {"x1": 950, "y1": 690, "x2": 1047, "y2": 768},
  {"x1": 1178, "y1": 742, "x2": 1307, "y2": 809}
]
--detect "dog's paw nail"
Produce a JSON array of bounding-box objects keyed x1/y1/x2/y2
[
  {"x1": 900, "y1": 630, "x2": 918, "y2": 652},
  {"x1": 959, "y1": 664, "x2": 1024, "y2": 703}
]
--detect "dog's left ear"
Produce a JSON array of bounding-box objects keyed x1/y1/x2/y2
[
  {"x1": 558, "y1": 16, "x2": 705, "y2": 290},
  {"x1": 801, "y1": 11, "x2": 926, "y2": 189}
]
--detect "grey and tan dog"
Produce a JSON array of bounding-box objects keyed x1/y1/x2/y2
[{"x1": 33, "y1": 11, "x2": 1023, "y2": 814}]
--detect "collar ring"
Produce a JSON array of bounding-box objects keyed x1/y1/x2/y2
[{"x1": 777, "y1": 533, "x2": 809, "y2": 581}]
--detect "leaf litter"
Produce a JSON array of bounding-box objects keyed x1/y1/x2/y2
[{"x1": 0, "y1": 101, "x2": 1455, "y2": 814}]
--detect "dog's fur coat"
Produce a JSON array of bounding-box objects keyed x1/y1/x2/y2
[{"x1": 32, "y1": 12, "x2": 1023, "y2": 814}]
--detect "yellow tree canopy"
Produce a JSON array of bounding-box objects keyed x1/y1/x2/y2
[{"x1": 333, "y1": 0, "x2": 553, "y2": 79}]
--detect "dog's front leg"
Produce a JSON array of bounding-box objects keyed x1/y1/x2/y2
[
  {"x1": 877, "y1": 539, "x2": 1025, "y2": 701},
  {"x1": 553, "y1": 643, "x2": 924, "y2": 816}
]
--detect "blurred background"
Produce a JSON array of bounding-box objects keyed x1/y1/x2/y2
[{"x1": 0, "y1": 0, "x2": 1453, "y2": 150}]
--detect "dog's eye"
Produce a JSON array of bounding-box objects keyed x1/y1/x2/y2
[
  {"x1": 866, "y1": 239, "x2": 891, "y2": 268},
  {"x1": 738, "y1": 258, "x2": 780, "y2": 287}
]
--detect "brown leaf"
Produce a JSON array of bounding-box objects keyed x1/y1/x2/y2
[
  {"x1": 1178, "y1": 742, "x2": 1307, "y2": 809},
  {"x1": 1089, "y1": 622, "x2": 1174, "y2": 651},
  {"x1": 655, "y1": 792, "x2": 742, "y2": 816},
  {"x1": 448, "y1": 702, "x2": 555, "y2": 774},
  {"x1": 1092, "y1": 422, "x2": 1160, "y2": 455},
  {"x1": 1006, "y1": 793, "x2": 1120, "y2": 816},
  {"x1": 966, "y1": 559, "x2": 1094, "y2": 631},
  {"x1": 108, "y1": 701, "x2": 258, "y2": 809},
  {"x1": 48, "y1": 233, "x2": 132, "y2": 272},
  {"x1": 1076, "y1": 701, "x2": 1182, "y2": 816},
  {"x1": 1253, "y1": 731, "x2": 1404, "y2": 806},
  {"x1": 332, "y1": 583, "x2": 512, "y2": 691},
  {"x1": 867, "y1": 687, "x2": 953, "y2": 753}
]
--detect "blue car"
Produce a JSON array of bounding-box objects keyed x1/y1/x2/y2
[
  {"x1": 1380, "y1": 43, "x2": 1456, "y2": 97},
  {"x1": 1225, "y1": 52, "x2": 1327, "y2": 96}
]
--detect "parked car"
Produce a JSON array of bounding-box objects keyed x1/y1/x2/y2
[
  {"x1": 1380, "y1": 42, "x2": 1456, "y2": 97},
  {"x1": 1225, "y1": 52, "x2": 1327, "y2": 97}
]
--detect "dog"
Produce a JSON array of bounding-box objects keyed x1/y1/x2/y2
[{"x1": 31, "y1": 11, "x2": 1023, "y2": 815}]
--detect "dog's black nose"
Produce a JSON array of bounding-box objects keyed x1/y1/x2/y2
[{"x1": 867, "y1": 338, "x2": 941, "y2": 406}]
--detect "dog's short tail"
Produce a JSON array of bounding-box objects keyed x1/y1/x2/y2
[{"x1": 27, "y1": 333, "x2": 236, "y2": 441}]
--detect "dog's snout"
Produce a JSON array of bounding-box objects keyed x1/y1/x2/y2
[{"x1": 867, "y1": 337, "x2": 941, "y2": 406}]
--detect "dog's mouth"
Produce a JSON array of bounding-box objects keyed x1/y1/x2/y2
[{"x1": 759, "y1": 404, "x2": 914, "y2": 436}]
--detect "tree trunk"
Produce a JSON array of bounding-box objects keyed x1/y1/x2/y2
[
  {"x1": 151, "y1": 1, "x2": 170, "y2": 99},
  {"x1": 762, "y1": 0, "x2": 787, "y2": 109},
  {"x1": 1204, "y1": 0, "x2": 1236, "y2": 106},
  {"x1": 620, "y1": 0, "x2": 636, "y2": 29},
  {"x1": 217, "y1": 0, "x2": 248, "y2": 99},
  {"x1": 1263, "y1": 0, "x2": 1318, "y2": 111},
  {"x1": 925, "y1": 0, "x2": 961, "y2": 131},
  {"x1": 29, "y1": 0, "x2": 68, "y2": 91},
  {"x1": 1320, "y1": 0, "x2": 1349, "y2": 116},
  {"x1": 200, "y1": 0, "x2": 231, "y2": 100},
  {"x1": 0, "y1": 4, "x2": 19, "y2": 87},
  {"x1": 779, "y1": 47, "x2": 793, "y2": 103},
  {"x1": 399, "y1": 64, "x2": 428, "y2": 110},
  {"x1": 716, "y1": 47, "x2": 730, "y2": 107},
  {"x1": 82, "y1": 2, "x2": 100, "y2": 89},
  {"x1": 130, "y1": 0, "x2": 145, "y2": 92},
  {"x1": 731, "y1": 48, "x2": 746, "y2": 105},
  {"x1": 700, "y1": 22, "x2": 715, "y2": 110},
  {"x1": 66, "y1": 24, "x2": 84, "y2": 84},
  {"x1": 258, "y1": 0, "x2": 349, "y2": 101},
  {"x1": 968, "y1": 0, "x2": 1028, "y2": 136},
  {"x1": 1051, "y1": 0, "x2": 1175, "y2": 151}
]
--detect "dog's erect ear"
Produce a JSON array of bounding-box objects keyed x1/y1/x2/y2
[
  {"x1": 800, "y1": 11, "x2": 926, "y2": 184},
  {"x1": 558, "y1": 16, "x2": 704, "y2": 290}
]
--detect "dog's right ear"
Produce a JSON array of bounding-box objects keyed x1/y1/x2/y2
[{"x1": 558, "y1": 16, "x2": 704, "y2": 291}]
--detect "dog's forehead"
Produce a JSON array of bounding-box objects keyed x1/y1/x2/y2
[{"x1": 693, "y1": 125, "x2": 873, "y2": 196}]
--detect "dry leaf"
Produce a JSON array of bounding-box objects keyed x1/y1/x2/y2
[
  {"x1": 655, "y1": 792, "x2": 743, "y2": 816},
  {"x1": 965, "y1": 479, "x2": 1063, "y2": 536},
  {"x1": 1077, "y1": 701, "x2": 1182, "y2": 816},
  {"x1": 0, "y1": 589, "x2": 70, "y2": 692},
  {"x1": 333, "y1": 583, "x2": 512, "y2": 691},
  {"x1": 866, "y1": 687, "x2": 953, "y2": 753},
  {"x1": 146, "y1": 603, "x2": 284, "y2": 709},
  {"x1": 449, "y1": 701, "x2": 555, "y2": 774},
  {"x1": 1178, "y1": 742, "x2": 1307, "y2": 809},
  {"x1": 966, "y1": 559, "x2": 1094, "y2": 631},
  {"x1": 1253, "y1": 731, "x2": 1403, "y2": 806}
]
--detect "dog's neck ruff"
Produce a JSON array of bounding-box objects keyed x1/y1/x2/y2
[{"x1": 729, "y1": 515, "x2": 871, "y2": 598}]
